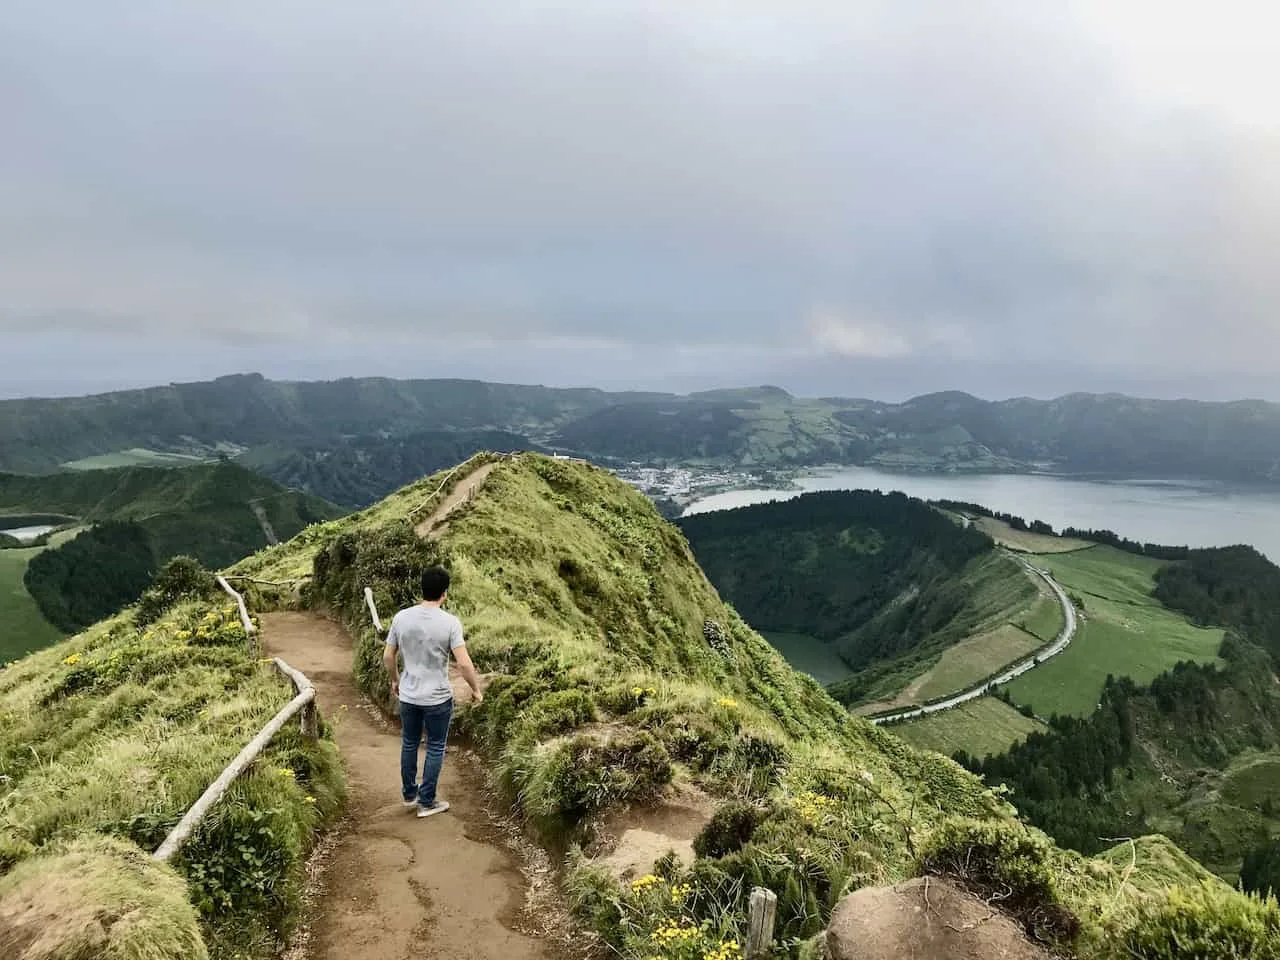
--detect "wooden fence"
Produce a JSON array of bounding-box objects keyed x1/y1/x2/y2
[{"x1": 152, "y1": 581, "x2": 317, "y2": 863}]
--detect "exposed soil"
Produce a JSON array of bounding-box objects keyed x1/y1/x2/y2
[
  {"x1": 262, "y1": 611, "x2": 557, "y2": 960},
  {"x1": 593, "y1": 784, "x2": 715, "y2": 881},
  {"x1": 412, "y1": 462, "x2": 499, "y2": 539},
  {"x1": 826, "y1": 877, "x2": 1051, "y2": 960}
]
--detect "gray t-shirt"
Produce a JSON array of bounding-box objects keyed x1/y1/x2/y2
[{"x1": 385, "y1": 604, "x2": 465, "y2": 707}]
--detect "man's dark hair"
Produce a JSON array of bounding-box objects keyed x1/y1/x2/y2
[{"x1": 421, "y1": 565, "x2": 451, "y2": 601}]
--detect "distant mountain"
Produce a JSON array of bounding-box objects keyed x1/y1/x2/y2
[
  {"x1": 4, "y1": 373, "x2": 1280, "y2": 483},
  {"x1": 1, "y1": 461, "x2": 345, "y2": 640},
  {"x1": 239, "y1": 429, "x2": 547, "y2": 507}
]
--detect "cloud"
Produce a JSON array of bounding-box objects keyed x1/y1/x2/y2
[
  {"x1": 808, "y1": 308, "x2": 912, "y2": 359},
  {"x1": 2, "y1": 1, "x2": 1280, "y2": 397}
]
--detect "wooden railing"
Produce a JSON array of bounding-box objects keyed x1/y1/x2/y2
[{"x1": 153, "y1": 581, "x2": 317, "y2": 863}]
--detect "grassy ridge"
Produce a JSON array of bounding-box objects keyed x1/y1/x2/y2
[
  {"x1": 232, "y1": 453, "x2": 1262, "y2": 957},
  {"x1": 1006, "y1": 547, "x2": 1223, "y2": 717},
  {"x1": 0, "y1": 589, "x2": 343, "y2": 958}
]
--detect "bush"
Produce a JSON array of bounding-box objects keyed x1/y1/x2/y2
[
  {"x1": 694, "y1": 801, "x2": 766, "y2": 859},
  {"x1": 918, "y1": 817, "x2": 1078, "y2": 943},
  {"x1": 1102, "y1": 881, "x2": 1280, "y2": 959},
  {"x1": 522, "y1": 729, "x2": 673, "y2": 832},
  {"x1": 135, "y1": 556, "x2": 217, "y2": 625}
]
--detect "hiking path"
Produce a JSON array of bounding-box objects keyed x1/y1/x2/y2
[{"x1": 262, "y1": 459, "x2": 562, "y2": 960}]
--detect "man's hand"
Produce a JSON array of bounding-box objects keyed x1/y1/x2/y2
[
  {"x1": 389, "y1": 676, "x2": 400, "y2": 700},
  {"x1": 470, "y1": 687, "x2": 484, "y2": 706}
]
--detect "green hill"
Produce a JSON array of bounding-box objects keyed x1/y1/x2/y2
[
  {"x1": 8, "y1": 374, "x2": 1280, "y2": 484},
  {"x1": 1, "y1": 452, "x2": 1273, "y2": 958},
  {"x1": 678, "y1": 491, "x2": 1043, "y2": 704},
  {"x1": 0, "y1": 462, "x2": 345, "y2": 653}
]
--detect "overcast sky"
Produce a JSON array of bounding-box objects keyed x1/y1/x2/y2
[{"x1": 3, "y1": 2, "x2": 1279, "y2": 401}]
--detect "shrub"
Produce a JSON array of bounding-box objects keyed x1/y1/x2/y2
[
  {"x1": 522, "y1": 729, "x2": 673, "y2": 833},
  {"x1": 694, "y1": 801, "x2": 767, "y2": 859},
  {"x1": 523, "y1": 688, "x2": 598, "y2": 740},
  {"x1": 1101, "y1": 881, "x2": 1280, "y2": 959},
  {"x1": 918, "y1": 817, "x2": 1078, "y2": 943},
  {"x1": 135, "y1": 556, "x2": 217, "y2": 625}
]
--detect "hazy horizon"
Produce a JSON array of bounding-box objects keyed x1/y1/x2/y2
[
  {"x1": 3, "y1": 365, "x2": 1278, "y2": 408},
  {"x1": 5, "y1": 3, "x2": 1280, "y2": 401}
]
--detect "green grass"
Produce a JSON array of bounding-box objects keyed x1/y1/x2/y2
[
  {"x1": 62, "y1": 448, "x2": 213, "y2": 471},
  {"x1": 1221, "y1": 752, "x2": 1280, "y2": 811},
  {"x1": 0, "y1": 596, "x2": 343, "y2": 958},
  {"x1": 230, "y1": 452, "x2": 1255, "y2": 958},
  {"x1": 0, "y1": 527, "x2": 87, "y2": 663},
  {"x1": 892, "y1": 697, "x2": 1047, "y2": 759},
  {"x1": 974, "y1": 516, "x2": 1092, "y2": 554},
  {"x1": 763, "y1": 631, "x2": 854, "y2": 685},
  {"x1": 914, "y1": 625, "x2": 1043, "y2": 701},
  {"x1": 900, "y1": 555, "x2": 1057, "y2": 703},
  {"x1": 1005, "y1": 547, "x2": 1223, "y2": 717}
]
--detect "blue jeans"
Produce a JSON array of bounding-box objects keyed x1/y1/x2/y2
[{"x1": 399, "y1": 698, "x2": 453, "y2": 806}]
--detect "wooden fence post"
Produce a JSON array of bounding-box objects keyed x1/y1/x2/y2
[
  {"x1": 746, "y1": 887, "x2": 777, "y2": 958},
  {"x1": 300, "y1": 700, "x2": 319, "y2": 739},
  {"x1": 364, "y1": 586, "x2": 384, "y2": 634}
]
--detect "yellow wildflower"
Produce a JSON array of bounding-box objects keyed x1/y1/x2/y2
[
  {"x1": 630, "y1": 873, "x2": 662, "y2": 892},
  {"x1": 276, "y1": 767, "x2": 295, "y2": 779},
  {"x1": 175, "y1": 630, "x2": 192, "y2": 640},
  {"x1": 650, "y1": 920, "x2": 699, "y2": 944},
  {"x1": 704, "y1": 939, "x2": 742, "y2": 960},
  {"x1": 632, "y1": 686, "x2": 645, "y2": 696},
  {"x1": 715, "y1": 697, "x2": 738, "y2": 709},
  {"x1": 61, "y1": 653, "x2": 82, "y2": 666},
  {"x1": 304, "y1": 796, "x2": 317, "y2": 804},
  {"x1": 791, "y1": 790, "x2": 837, "y2": 823}
]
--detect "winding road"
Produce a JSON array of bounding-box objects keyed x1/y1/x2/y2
[{"x1": 870, "y1": 561, "x2": 1078, "y2": 725}]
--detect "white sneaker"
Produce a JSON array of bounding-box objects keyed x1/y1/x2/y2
[
  {"x1": 402, "y1": 798, "x2": 419, "y2": 809},
  {"x1": 416, "y1": 800, "x2": 450, "y2": 818}
]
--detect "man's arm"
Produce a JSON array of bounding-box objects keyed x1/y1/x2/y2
[
  {"x1": 452, "y1": 644, "x2": 483, "y2": 705},
  {"x1": 383, "y1": 620, "x2": 400, "y2": 700},
  {"x1": 450, "y1": 619, "x2": 483, "y2": 704}
]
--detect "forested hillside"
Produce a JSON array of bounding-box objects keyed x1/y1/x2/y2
[
  {"x1": 679, "y1": 491, "x2": 1040, "y2": 704},
  {"x1": 7, "y1": 373, "x2": 1280, "y2": 483},
  {"x1": 1154, "y1": 545, "x2": 1280, "y2": 666},
  {"x1": 0, "y1": 462, "x2": 345, "y2": 642},
  {"x1": 239, "y1": 428, "x2": 543, "y2": 507}
]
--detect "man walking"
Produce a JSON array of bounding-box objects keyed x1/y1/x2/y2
[{"x1": 383, "y1": 565, "x2": 484, "y2": 818}]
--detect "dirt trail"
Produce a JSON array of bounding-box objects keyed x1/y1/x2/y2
[
  {"x1": 413, "y1": 462, "x2": 499, "y2": 538},
  {"x1": 263, "y1": 611, "x2": 552, "y2": 960}
]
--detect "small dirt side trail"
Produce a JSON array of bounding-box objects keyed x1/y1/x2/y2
[
  {"x1": 263, "y1": 612, "x2": 553, "y2": 960},
  {"x1": 413, "y1": 462, "x2": 499, "y2": 538}
]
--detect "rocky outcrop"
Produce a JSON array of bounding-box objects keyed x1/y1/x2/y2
[{"x1": 825, "y1": 877, "x2": 1050, "y2": 960}]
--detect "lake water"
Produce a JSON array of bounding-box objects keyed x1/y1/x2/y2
[
  {"x1": 684, "y1": 467, "x2": 1280, "y2": 562},
  {"x1": 0, "y1": 525, "x2": 57, "y2": 543}
]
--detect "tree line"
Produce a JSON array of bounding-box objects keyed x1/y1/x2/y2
[
  {"x1": 24, "y1": 521, "x2": 157, "y2": 633},
  {"x1": 680, "y1": 490, "x2": 996, "y2": 699}
]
